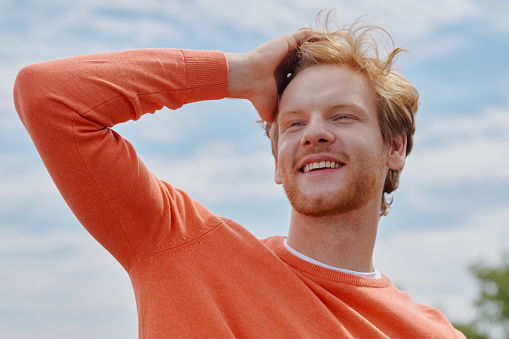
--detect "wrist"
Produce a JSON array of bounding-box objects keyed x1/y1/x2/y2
[{"x1": 225, "y1": 52, "x2": 254, "y2": 100}]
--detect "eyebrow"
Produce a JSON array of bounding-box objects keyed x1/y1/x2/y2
[
  {"x1": 327, "y1": 102, "x2": 370, "y2": 114},
  {"x1": 279, "y1": 101, "x2": 370, "y2": 117}
]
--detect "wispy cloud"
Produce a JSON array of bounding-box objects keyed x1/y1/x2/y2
[
  {"x1": 376, "y1": 204, "x2": 509, "y2": 322},
  {"x1": 406, "y1": 106, "x2": 509, "y2": 186},
  {"x1": 0, "y1": 153, "x2": 65, "y2": 218},
  {"x1": 0, "y1": 228, "x2": 137, "y2": 338},
  {"x1": 144, "y1": 141, "x2": 282, "y2": 204}
]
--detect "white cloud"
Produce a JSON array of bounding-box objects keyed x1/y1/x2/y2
[
  {"x1": 183, "y1": 0, "x2": 482, "y2": 41},
  {"x1": 477, "y1": 0, "x2": 509, "y2": 33},
  {"x1": 143, "y1": 141, "x2": 283, "y2": 204},
  {"x1": 2, "y1": 0, "x2": 503, "y2": 76},
  {"x1": 187, "y1": 0, "x2": 317, "y2": 35},
  {"x1": 376, "y1": 204, "x2": 509, "y2": 323},
  {"x1": 405, "y1": 34, "x2": 468, "y2": 63},
  {"x1": 0, "y1": 153, "x2": 63, "y2": 216},
  {"x1": 86, "y1": 11, "x2": 182, "y2": 45},
  {"x1": 406, "y1": 107, "x2": 509, "y2": 186},
  {"x1": 115, "y1": 106, "x2": 205, "y2": 144},
  {"x1": 3, "y1": 0, "x2": 485, "y2": 46},
  {"x1": 0, "y1": 228, "x2": 137, "y2": 339},
  {"x1": 0, "y1": 66, "x2": 28, "y2": 145}
]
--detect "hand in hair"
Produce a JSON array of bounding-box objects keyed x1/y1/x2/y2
[{"x1": 225, "y1": 29, "x2": 310, "y2": 123}]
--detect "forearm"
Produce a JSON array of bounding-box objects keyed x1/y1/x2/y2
[{"x1": 15, "y1": 49, "x2": 228, "y2": 130}]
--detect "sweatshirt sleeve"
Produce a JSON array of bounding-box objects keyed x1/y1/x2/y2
[{"x1": 13, "y1": 49, "x2": 229, "y2": 271}]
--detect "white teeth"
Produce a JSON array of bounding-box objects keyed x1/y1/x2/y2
[{"x1": 302, "y1": 161, "x2": 343, "y2": 173}]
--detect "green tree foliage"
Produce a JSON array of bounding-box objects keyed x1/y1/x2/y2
[
  {"x1": 454, "y1": 254, "x2": 509, "y2": 339},
  {"x1": 453, "y1": 322, "x2": 488, "y2": 339}
]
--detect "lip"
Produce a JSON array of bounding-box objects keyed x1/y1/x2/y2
[{"x1": 297, "y1": 154, "x2": 345, "y2": 172}]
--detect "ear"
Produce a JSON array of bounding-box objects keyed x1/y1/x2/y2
[
  {"x1": 387, "y1": 134, "x2": 407, "y2": 171},
  {"x1": 274, "y1": 157, "x2": 282, "y2": 185}
]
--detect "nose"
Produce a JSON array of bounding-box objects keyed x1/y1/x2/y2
[{"x1": 301, "y1": 116, "x2": 335, "y2": 146}]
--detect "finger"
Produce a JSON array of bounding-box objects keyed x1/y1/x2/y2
[
  {"x1": 255, "y1": 96, "x2": 277, "y2": 124},
  {"x1": 288, "y1": 28, "x2": 312, "y2": 45},
  {"x1": 252, "y1": 85, "x2": 278, "y2": 123}
]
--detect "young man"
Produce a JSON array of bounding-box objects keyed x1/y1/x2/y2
[{"x1": 14, "y1": 17, "x2": 465, "y2": 338}]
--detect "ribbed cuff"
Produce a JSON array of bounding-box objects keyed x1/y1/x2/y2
[{"x1": 181, "y1": 49, "x2": 229, "y2": 104}]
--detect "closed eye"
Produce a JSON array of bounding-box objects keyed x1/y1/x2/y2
[
  {"x1": 286, "y1": 120, "x2": 305, "y2": 128},
  {"x1": 333, "y1": 114, "x2": 356, "y2": 121},
  {"x1": 290, "y1": 121, "x2": 305, "y2": 127},
  {"x1": 334, "y1": 115, "x2": 348, "y2": 120}
]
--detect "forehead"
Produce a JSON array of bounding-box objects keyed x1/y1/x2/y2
[{"x1": 278, "y1": 64, "x2": 377, "y2": 117}]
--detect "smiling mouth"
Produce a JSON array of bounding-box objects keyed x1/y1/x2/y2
[{"x1": 301, "y1": 161, "x2": 344, "y2": 173}]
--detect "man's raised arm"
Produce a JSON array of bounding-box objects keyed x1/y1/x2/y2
[
  {"x1": 14, "y1": 49, "x2": 229, "y2": 270},
  {"x1": 13, "y1": 31, "x2": 306, "y2": 270}
]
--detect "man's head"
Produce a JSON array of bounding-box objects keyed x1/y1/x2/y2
[{"x1": 265, "y1": 16, "x2": 419, "y2": 216}]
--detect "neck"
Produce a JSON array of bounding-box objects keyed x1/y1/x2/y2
[{"x1": 286, "y1": 200, "x2": 380, "y2": 273}]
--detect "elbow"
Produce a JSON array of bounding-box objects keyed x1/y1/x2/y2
[
  {"x1": 14, "y1": 63, "x2": 48, "y2": 125},
  {"x1": 14, "y1": 60, "x2": 70, "y2": 131}
]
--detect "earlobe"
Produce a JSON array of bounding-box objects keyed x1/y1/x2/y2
[
  {"x1": 274, "y1": 157, "x2": 282, "y2": 185},
  {"x1": 387, "y1": 135, "x2": 407, "y2": 171}
]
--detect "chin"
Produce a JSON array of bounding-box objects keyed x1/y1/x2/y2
[
  {"x1": 284, "y1": 185, "x2": 365, "y2": 217},
  {"x1": 282, "y1": 173, "x2": 385, "y2": 217}
]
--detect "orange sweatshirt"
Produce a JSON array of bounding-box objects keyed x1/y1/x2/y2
[{"x1": 14, "y1": 49, "x2": 464, "y2": 338}]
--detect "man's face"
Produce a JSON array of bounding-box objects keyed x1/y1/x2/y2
[{"x1": 275, "y1": 64, "x2": 399, "y2": 217}]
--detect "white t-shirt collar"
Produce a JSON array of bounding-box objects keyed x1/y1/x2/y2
[{"x1": 283, "y1": 238, "x2": 382, "y2": 279}]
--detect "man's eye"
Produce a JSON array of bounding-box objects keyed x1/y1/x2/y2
[
  {"x1": 334, "y1": 115, "x2": 349, "y2": 120},
  {"x1": 289, "y1": 121, "x2": 305, "y2": 127}
]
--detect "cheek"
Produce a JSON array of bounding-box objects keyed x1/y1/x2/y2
[
  {"x1": 348, "y1": 135, "x2": 387, "y2": 166},
  {"x1": 276, "y1": 136, "x2": 294, "y2": 162},
  {"x1": 352, "y1": 126, "x2": 385, "y2": 152},
  {"x1": 274, "y1": 138, "x2": 296, "y2": 180},
  {"x1": 274, "y1": 141, "x2": 287, "y2": 185}
]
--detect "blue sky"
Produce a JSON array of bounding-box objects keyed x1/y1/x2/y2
[{"x1": 1, "y1": 0, "x2": 509, "y2": 337}]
